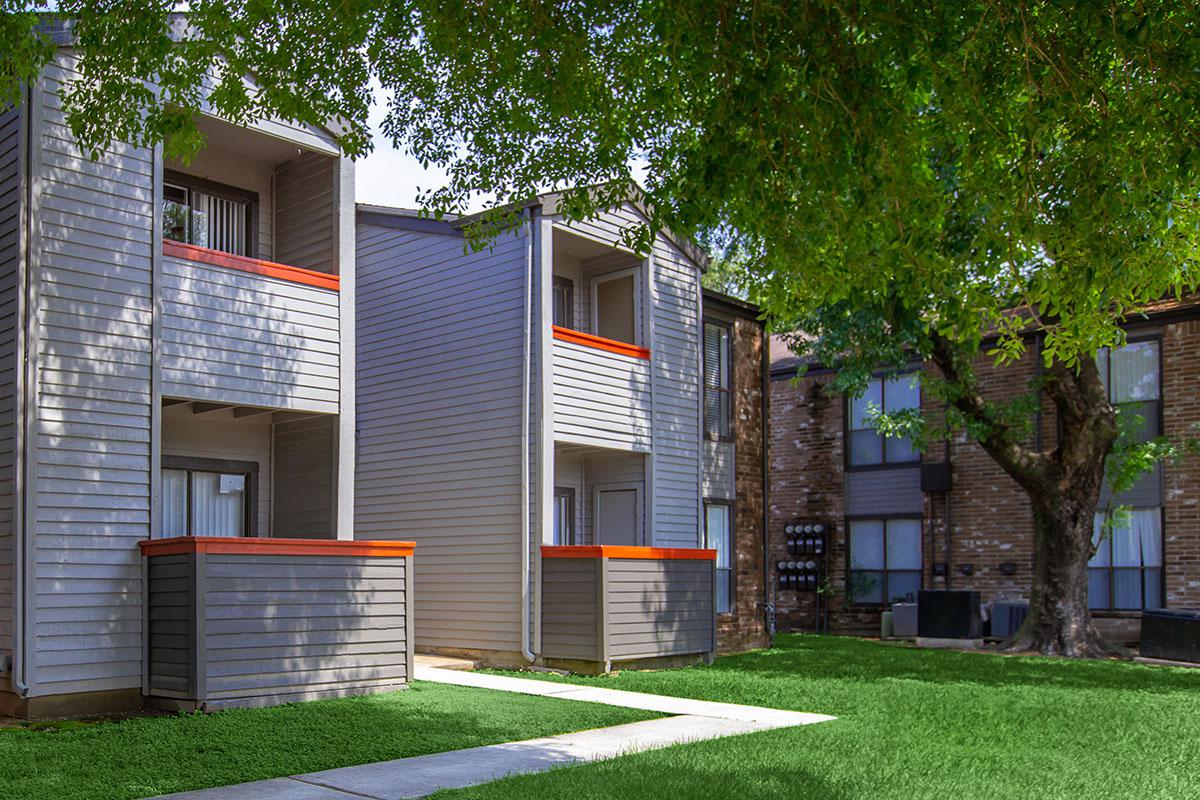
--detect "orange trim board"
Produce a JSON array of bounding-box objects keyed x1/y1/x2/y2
[
  {"x1": 163, "y1": 240, "x2": 341, "y2": 292},
  {"x1": 541, "y1": 545, "x2": 717, "y2": 561},
  {"x1": 552, "y1": 326, "x2": 651, "y2": 360},
  {"x1": 139, "y1": 536, "x2": 415, "y2": 558}
]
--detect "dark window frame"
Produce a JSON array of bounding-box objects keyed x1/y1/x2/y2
[
  {"x1": 703, "y1": 319, "x2": 734, "y2": 442},
  {"x1": 846, "y1": 515, "x2": 923, "y2": 606},
  {"x1": 552, "y1": 276, "x2": 575, "y2": 329},
  {"x1": 163, "y1": 168, "x2": 260, "y2": 258},
  {"x1": 553, "y1": 486, "x2": 577, "y2": 545},
  {"x1": 1088, "y1": 505, "x2": 1165, "y2": 612},
  {"x1": 161, "y1": 455, "x2": 259, "y2": 538},
  {"x1": 704, "y1": 499, "x2": 735, "y2": 615},
  {"x1": 844, "y1": 371, "x2": 922, "y2": 471}
]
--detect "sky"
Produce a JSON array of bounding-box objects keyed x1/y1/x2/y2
[{"x1": 353, "y1": 85, "x2": 454, "y2": 211}]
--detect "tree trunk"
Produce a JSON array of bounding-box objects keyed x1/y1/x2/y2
[{"x1": 998, "y1": 359, "x2": 1128, "y2": 658}]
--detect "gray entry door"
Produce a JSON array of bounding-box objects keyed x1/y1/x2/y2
[{"x1": 596, "y1": 487, "x2": 639, "y2": 546}]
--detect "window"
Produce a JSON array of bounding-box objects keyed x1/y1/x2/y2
[
  {"x1": 1097, "y1": 339, "x2": 1160, "y2": 442},
  {"x1": 162, "y1": 457, "x2": 257, "y2": 537},
  {"x1": 162, "y1": 170, "x2": 257, "y2": 257},
  {"x1": 1089, "y1": 510, "x2": 1163, "y2": 610},
  {"x1": 592, "y1": 271, "x2": 638, "y2": 344},
  {"x1": 848, "y1": 374, "x2": 920, "y2": 466},
  {"x1": 553, "y1": 487, "x2": 577, "y2": 545},
  {"x1": 553, "y1": 277, "x2": 575, "y2": 328},
  {"x1": 705, "y1": 502, "x2": 733, "y2": 614},
  {"x1": 704, "y1": 321, "x2": 732, "y2": 439},
  {"x1": 849, "y1": 518, "x2": 921, "y2": 604}
]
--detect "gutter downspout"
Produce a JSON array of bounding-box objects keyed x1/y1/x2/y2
[
  {"x1": 520, "y1": 208, "x2": 535, "y2": 664},
  {"x1": 761, "y1": 323, "x2": 774, "y2": 642},
  {"x1": 11, "y1": 85, "x2": 30, "y2": 698}
]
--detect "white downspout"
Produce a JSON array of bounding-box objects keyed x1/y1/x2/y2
[{"x1": 521, "y1": 208, "x2": 535, "y2": 663}]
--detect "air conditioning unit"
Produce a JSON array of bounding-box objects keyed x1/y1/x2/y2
[
  {"x1": 991, "y1": 599, "x2": 1030, "y2": 639},
  {"x1": 892, "y1": 602, "x2": 919, "y2": 638},
  {"x1": 1141, "y1": 609, "x2": 1200, "y2": 664},
  {"x1": 918, "y1": 590, "x2": 982, "y2": 639}
]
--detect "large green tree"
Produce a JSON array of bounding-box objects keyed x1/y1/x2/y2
[{"x1": 5, "y1": 1, "x2": 1200, "y2": 656}]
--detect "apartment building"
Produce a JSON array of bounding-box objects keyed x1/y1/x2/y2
[
  {"x1": 0, "y1": 39, "x2": 414, "y2": 717},
  {"x1": 355, "y1": 199, "x2": 718, "y2": 671},
  {"x1": 768, "y1": 304, "x2": 1200, "y2": 640}
]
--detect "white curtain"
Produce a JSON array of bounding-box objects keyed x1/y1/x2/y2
[
  {"x1": 850, "y1": 520, "x2": 885, "y2": 570},
  {"x1": 1111, "y1": 341, "x2": 1159, "y2": 402},
  {"x1": 191, "y1": 472, "x2": 245, "y2": 537},
  {"x1": 886, "y1": 519, "x2": 922, "y2": 569}
]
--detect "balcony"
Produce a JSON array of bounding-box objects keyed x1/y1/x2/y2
[
  {"x1": 540, "y1": 545, "x2": 716, "y2": 671},
  {"x1": 161, "y1": 242, "x2": 341, "y2": 413},
  {"x1": 551, "y1": 326, "x2": 651, "y2": 452}
]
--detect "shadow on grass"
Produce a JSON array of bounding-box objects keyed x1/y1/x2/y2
[{"x1": 704, "y1": 634, "x2": 1200, "y2": 694}]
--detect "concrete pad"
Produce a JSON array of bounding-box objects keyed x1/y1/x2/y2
[
  {"x1": 412, "y1": 653, "x2": 477, "y2": 671},
  {"x1": 414, "y1": 666, "x2": 835, "y2": 726},
  {"x1": 915, "y1": 637, "x2": 985, "y2": 650}
]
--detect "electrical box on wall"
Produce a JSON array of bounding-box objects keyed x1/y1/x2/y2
[{"x1": 779, "y1": 521, "x2": 832, "y2": 592}]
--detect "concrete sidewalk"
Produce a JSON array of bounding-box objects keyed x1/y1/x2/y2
[{"x1": 153, "y1": 667, "x2": 834, "y2": 800}]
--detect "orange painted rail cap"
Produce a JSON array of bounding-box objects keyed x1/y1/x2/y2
[
  {"x1": 541, "y1": 545, "x2": 717, "y2": 561},
  {"x1": 163, "y1": 240, "x2": 341, "y2": 291},
  {"x1": 140, "y1": 536, "x2": 415, "y2": 558},
  {"x1": 552, "y1": 326, "x2": 650, "y2": 360}
]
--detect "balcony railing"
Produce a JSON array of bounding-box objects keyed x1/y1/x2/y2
[{"x1": 551, "y1": 327, "x2": 652, "y2": 452}]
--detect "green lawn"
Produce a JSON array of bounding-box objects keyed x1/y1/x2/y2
[
  {"x1": 433, "y1": 634, "x2": 1200, "y2": 800},
  {"x1": 0, "y1": 682, "x2": 659, "y2": 800}
]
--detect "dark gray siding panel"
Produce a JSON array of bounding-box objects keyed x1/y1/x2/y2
[
  {"x1": 0, "y1": 104, "x2": 22, "y2": 672},
  {"x1": 273, "y1": 415, "x2": 335, "y2": 537},
  {"x1": 355, "y1": 221, "x2": 527, "y2": 652},
  {"x1": 275, "y1": 153, "x2": 335, "y2": 273},
  {"x1": 146, "y1": 553, "x2": 194, "y2": 697},
  {"x1": 540, "y1": 558, "x2": 600, "y2": 662},
  {"x1": 845, "y1": 468, "x2": 923, "y2": 517},
  {"x1": 144, "y1": 551, "x2": 410, "y2": 709},
  {"x1": 202, "y1": 553, "x2": 408, "y2": 704},
  {"x1": 606, "y1": 558, "x2": 714, "y2": 660}
]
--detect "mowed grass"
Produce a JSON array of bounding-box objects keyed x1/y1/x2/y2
[
  {"x1": 0, "y1": 681, "x2": 659, "y2": 800},
  {"x1": 433, "y1": 634, "x2": 1200, "y2": 800}
]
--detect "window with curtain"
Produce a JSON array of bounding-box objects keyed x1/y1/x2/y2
[
  {"x1": 849, "y1": 518, "x2": 922, "y2": 604},
  {"x1": 1096, "y1": 339, "x2": 1160, "y2": 441},
  {"x1": 1089, "y1": 509, "x2": 1163, "y2": 610},
  {"x1": 704, "y1": 321, "x2": 732, "y2": 439},
  {"x1": 705, "y1": 502, "x2": 733, "y2": 613},
  {"x1": 848, "y1": 374, "x2": 920, "y2": 466},
  {"x1": 553, "y1": 487, "x2": 576, "y2": 545},
  {"x1": 162, "y1": 171, "x2": 256, "y2": 257},
  {"x1": 553, "y1": 277, "x2": 574, "y2": 328},
  {"x1": 161, "y1": 459, "x2": 255, "y2": 537}
]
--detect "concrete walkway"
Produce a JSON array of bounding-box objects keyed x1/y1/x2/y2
[{"x1": 153, "y1": 666, "x2": 834, "y2": 800}]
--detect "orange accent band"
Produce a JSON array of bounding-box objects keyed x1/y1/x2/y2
[
  {"x1": 140, "y1": 536, "x2": 415, "y2": 558},
  {"x1": 163, "y1": 240, "x2": 341, "y2": 292},
  {"x1": 541, "y1": 545, "x2": 717, "y2": 561},
  {"x1": 552, "y1": 326, "x2": 650, "y2": 360}
]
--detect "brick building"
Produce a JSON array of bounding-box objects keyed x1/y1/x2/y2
[
  {"x1": 768, "y1": 306, "x2": 1200, "y2": 640},
  {"x1": 702, "y1": 290, "x2": 771, "y2": 652}
]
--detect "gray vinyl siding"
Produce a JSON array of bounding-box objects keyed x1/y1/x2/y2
[
  {"x1": 160, "y1": 254, "x2": 340, "y2": 413},
  {"x1": 0, "y1": 104, "x2": 23, "y2": 675},
  {"x1": 145, "y1": 551, "x2": 410, "y2": 709},
  {"x1": 275, "y1": 152, "x2": 336, "y2": 272},
  {"x1": 551, "y1": 207, "x2": 702, "y2": 548},
  {"x1": 539, "y1": 557, "x2": 601, "y2": 661},
  {"x1": 845, "y1": 467, "x2": 923, "y2": 517},
  {"x1": 552, "y1": 339, "x2": 651, "y2": 451},
  {"x1": 702, "y1": 440, "x2": 735, "y2": 502},
  {"x1": 30, "y1": 55, "x2": 155, "y2": 695},
  {"x1": 273, "y1": 415, "x2": 335, "y2": 538},
  {"x1": 607, "y1": 558, "x2": 714, "y2": 659},
  {"x1": 355, "y1": 219, "x2": 528, "y2": 652}
]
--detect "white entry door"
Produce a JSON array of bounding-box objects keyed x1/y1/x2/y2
[{"x1": 595, "y1": 484, "x2": 642, "y2": 546}]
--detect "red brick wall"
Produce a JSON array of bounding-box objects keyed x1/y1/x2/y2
[
  {"x1": 717, "y1": 315, "x2": 770, "y2": 652},
  {"x1": 769, "y1": 322, "x2": 1200, "y2": 636}
]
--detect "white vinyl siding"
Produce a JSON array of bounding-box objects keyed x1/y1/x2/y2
[
  {"x1": 552, "y1": 338, "x2": 651, "y2": 451},
  {"x1": 0, "y1": 103, "x2": 23, "y2": 676}
]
